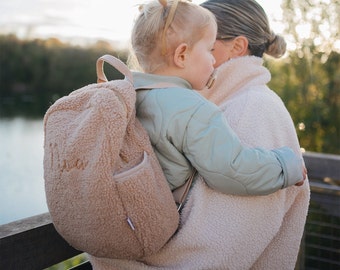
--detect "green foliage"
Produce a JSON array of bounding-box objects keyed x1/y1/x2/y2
[
  {"x1": 266, "y1": 51, "x2": 340, "y2": 155},
  {"x1": 0, "y1": 35, "x2": 128, "y2": 117},
  {"x1": 46, "y1": 253, "x2": 88, "y2": 269},
  {"x1": 0, "y1": 31, "x2": 339, "y2": 154},
  {"x1": 265, "y1": 0, "x2": 340, "y2": 155},
  {"x1": 281, "y1": 0, "x2": 339, "y2": 57}
]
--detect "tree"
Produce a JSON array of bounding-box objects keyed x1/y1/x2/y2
[
  {"x1": 267, "y1": 0, "x2": 340, "y2": 154},
  {"x1": 281, "y1": 0, "x2": 339, "y2": 59},
  {"x1": 0, "y1": 35, "x2": 128, "y2": 117}
]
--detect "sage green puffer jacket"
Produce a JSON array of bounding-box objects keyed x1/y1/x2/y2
[{"x1": 133, "y1": 72, "x2": 303, "y2": 195}]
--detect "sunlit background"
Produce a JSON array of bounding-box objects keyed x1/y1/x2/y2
[{"x1": 0, "y1": 0, "x2": 284, "y2": 48}]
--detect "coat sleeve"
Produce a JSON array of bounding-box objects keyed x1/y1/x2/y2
[{"x1": 183, "y1": 101, "x2": 303, "y2": 195}]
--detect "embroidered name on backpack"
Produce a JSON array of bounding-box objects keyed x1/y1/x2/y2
[{"x1": 48, "y1": 142, "x2": 88, "y2": 172}]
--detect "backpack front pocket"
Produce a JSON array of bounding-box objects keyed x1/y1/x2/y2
[{"x1": 114, "y1": 151, "x2": 179, "y2": 257}]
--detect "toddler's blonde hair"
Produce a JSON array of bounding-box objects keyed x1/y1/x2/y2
[{"x1": 130, "y1": 0, "x2": 216, "y2": 72}]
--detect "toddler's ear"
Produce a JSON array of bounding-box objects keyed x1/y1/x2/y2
[{"x1": 173, "y1": 43, "x2": 188, "y2": 68}]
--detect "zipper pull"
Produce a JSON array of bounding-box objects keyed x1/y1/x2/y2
[{"x1": 127, "y1": 217, "x2": 135, "y2": 231}]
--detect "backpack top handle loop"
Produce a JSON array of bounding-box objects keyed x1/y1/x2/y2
[{"x1": 96, "y1": 54, "x2": 133, "y2": 84}]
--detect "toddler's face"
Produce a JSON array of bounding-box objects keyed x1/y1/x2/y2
[{"x1": 184, "y1": 23, "x2": 217, "y2": 90}]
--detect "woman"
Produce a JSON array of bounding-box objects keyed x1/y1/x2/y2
[
  {"x1": 199, "y1": 0, "x2": 311, "y2": 268},
  {"x1": 89, "y1": 0, "x2": 309, "y2": 269},
  {"x1": 150, "y1": 0, "x2": 309, "y2": 268}
]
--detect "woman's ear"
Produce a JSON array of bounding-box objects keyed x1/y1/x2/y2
[
  {"x1": 173, "y1": 43, "x2": 188, "y2": 68},
  {"x1": 231, "y1": 36, "x2": 249, "y2": 57}
]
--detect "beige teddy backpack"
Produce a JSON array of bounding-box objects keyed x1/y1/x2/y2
[{"x1": 43, "y1": 55, "x2": 187, "y2": 259}]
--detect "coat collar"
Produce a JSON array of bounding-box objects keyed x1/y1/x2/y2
[
  {"x1": 199, "y1": 56, "x2": 270, "y2": 105},
  {"x1": 132, "y1": 72, "x2": 192, "y2": 90}
]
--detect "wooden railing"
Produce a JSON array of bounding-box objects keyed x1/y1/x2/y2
[
  {"x1": 0, "y1": 151, "x2": 339, "y2": 270},
  {"x1": 0, "y1": 213, "x2": 90, "y2": 269},
  {"x1": 298, "y1": 152, "x2": 340, "y2": 270}
]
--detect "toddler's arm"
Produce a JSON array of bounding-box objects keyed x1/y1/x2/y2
[{"x1": 184, "y1": 103, "x2": 305, "y2": 196}]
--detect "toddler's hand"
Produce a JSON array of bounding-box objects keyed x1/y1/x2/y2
[{"x1": 295, "y1": 166, "x2": 307, "y2": 186}]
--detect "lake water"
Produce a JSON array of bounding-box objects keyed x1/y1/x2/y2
[{"x1": 0, "y1": 117, "x2": 48, "y2": 225}]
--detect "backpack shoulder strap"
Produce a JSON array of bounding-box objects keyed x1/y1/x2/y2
[
  {"x1": 96, "y1": 54, "x2": 133, "y2": 84},
  {"x1": 173, "y1": 169, "x2": 197, "y2": 211},
  {"x1": 96, "y1": 54, "x2": 195, "y2": 210},
  {"x1": 96, "y1": 55, "x2": 180, "y2": 90}
]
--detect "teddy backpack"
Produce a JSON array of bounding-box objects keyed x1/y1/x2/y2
[{"x1": 43, "y1": 55, "x2": 184, "y2": 259}]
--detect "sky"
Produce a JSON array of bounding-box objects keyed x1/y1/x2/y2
[{"x1": 0, "y1": 0, "x2": 283, "y2": 47}]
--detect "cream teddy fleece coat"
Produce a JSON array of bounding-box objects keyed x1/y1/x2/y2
[{"x1": 89, "y1": 56, "x2": 310, "y2": 270}]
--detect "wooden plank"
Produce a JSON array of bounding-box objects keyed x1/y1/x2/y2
[
  {"x1": 0, "y1": 213, "x2": 83, "y2": 270},
  {"x1": 303, "y1": 151, "x2": 340, "y2": 180}
]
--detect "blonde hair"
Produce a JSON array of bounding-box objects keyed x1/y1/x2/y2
[
  {"x1": 130, "y1": 0, "x2": 216, "y2": 72},
  {"x1": 201, "y1": 0, "x2": 286, "y2": 58}
]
